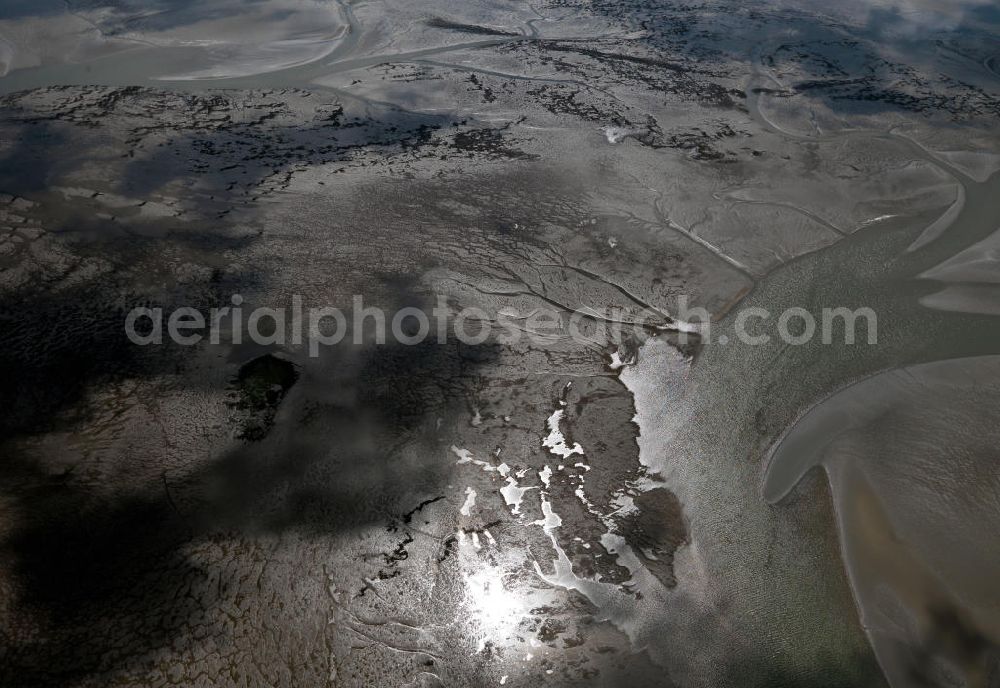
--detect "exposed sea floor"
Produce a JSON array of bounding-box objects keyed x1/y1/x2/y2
[{"x1": 0, "y1": 1, "x2": 998, "y2": 686}]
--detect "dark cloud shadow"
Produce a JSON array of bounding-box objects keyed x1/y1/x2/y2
[
  {"x1": 0, "y1": 87, "x2": 503, "y2": 684},
  {"x1": 1, "y1": 313, "x2": 500, "y2": 686},
  {"x1": 580, "y1": 0, "x2": 999, "y2": 122}
]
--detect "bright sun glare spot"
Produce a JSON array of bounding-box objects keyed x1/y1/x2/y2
[{"x1": 463, "y1": 566, "x2": 528, "y2": 652}]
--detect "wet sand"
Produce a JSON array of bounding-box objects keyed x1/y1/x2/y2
[{"x1": 0, "y1": 1, "x2": 998, "y2": 686}]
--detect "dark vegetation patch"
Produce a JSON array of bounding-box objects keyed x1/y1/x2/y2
[
  {"x1": 230, "y1": 354, "x2": 299, "y2": 440},
  {"x1": 426, "y1": 16, "x2": 520, "y2": 37}
]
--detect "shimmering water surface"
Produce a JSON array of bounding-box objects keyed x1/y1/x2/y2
[{"x1": 0, "y1": 1, "x2": 998, "y2": 686}]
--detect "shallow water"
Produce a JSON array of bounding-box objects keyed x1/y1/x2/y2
[
  {"x1": 617, "y1": 13, "x2": 1000, "y2": 682},
  {"x1": 0, "y1": 0, "x2": 351, "y2": 85},
  {"x1": 763, "y1": 357, "x2": 1000, "y2": 686},
  {"x1": 1, "y1": 0, "x2": 998, "y2": 686}
]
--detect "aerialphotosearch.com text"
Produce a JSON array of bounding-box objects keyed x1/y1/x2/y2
[{"x1": 125, "y1": 294, "x2": 878, "y2": 356}]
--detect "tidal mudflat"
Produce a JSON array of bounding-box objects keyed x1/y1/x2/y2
[{"x1": 0, "y1": 1, "x2": 998, "y2": 686}]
